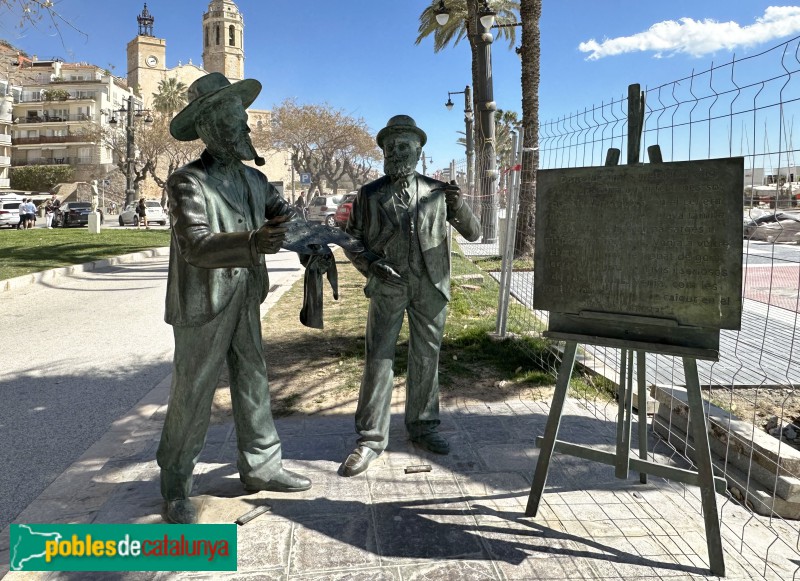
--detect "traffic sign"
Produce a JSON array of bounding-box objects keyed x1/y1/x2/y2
[{"x1": 300, "y1": 173, "x2": 311, "y2": 184}]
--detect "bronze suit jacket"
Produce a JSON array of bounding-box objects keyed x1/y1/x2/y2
[
  {"x1": 165, "y1": 150, "x2": 295, "y2": 327},
  {"x1": 344, "y1": 173, "x2": 481, "y2": 301}
]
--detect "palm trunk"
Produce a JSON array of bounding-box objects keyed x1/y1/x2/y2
[
  {"x1": 468, "y1": 0, "x2": 479, "y2": 213},
  {"x1": 514, "y1": 0, "x2": 541, "y2": 258}
]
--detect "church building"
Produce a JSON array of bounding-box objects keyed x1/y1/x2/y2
[
  {"x1": 125, "y1": 2, "x2": 293, "y2": 200},
  {"x1": 127, "y1": 1, "x2": 244, "y2": 109}
]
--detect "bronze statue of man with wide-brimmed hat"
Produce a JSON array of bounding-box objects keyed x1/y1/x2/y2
[
  {"x1": 339, "y1": 115, "x2": 481, "y2": 477},
  {"x1": 156, "y1": 72, "x2": 313, "y2": 524}
]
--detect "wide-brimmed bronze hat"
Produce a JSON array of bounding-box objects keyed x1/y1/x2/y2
[
  {"x1": 376, "y1": 114, "x2": 427, "y2": 148},
  {"x1": 170, "y1": 72, "x2": 262, "y2": 141}
]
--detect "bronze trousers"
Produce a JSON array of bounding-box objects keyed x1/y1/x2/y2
[
  {"x1": 355, "y1": 272, "x2": 448, "y2": 453},
  {"x1": 157, "y1": 280, "x2": 282, "y2": 500}
]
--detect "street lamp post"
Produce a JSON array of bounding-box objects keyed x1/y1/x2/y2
[
  {"x1": 445, "y1": 86, "x2": 474, "y2": 211},
  {"x1": 108, "y1": 95, "x2": 152, "y2": 208},
  {"x1": 420, "y1": 150, "x2": 433, "y2": 175},
  {"x1": 289, "y1": 153, "x2": 297, "y2": 203},
  {"x1": 475, "y1": 0, "x2": 498, "y2": 243},
  {"x1": 437, "y1": 0, "x2": 499, "y2": 243}
]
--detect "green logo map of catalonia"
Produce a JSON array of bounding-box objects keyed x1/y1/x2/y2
[{"x1": 10, "y1": 525, "x2": 63, "y2": 571}]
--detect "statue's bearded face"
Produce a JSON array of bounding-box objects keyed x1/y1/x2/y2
[
  {"x1": 197, "y1": 96, "x2": 255, "y2": 162},
  {"x1": 382, "y1": 133, "x2": 421, "y2": 181}
]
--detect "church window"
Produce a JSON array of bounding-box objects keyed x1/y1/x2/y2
[
  {"x1": 216, "y1": 25, "x2": 220, "y2": 45},
  {"x1": 229, "y1": 25, "x2": 235, "y2": 46},
  {"x1": 205, "y1": 26, "x2": 209, "y2": 47}
]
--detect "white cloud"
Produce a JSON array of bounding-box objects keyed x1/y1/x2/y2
[{"x1": 578, "y1": 6, "x2": 800, "y2": 60}]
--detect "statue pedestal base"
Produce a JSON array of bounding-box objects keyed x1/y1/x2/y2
[{"x1": 88, "y1": 213, "x2": 101, "y2": 234}]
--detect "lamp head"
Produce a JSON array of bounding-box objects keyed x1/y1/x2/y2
[
  {"x1": 479, "y1": 0, "x2": 496, "y2": 28},
  {"x1": 434, "y1": 0, "x2": 449, "y2": 26},
  {"x1": 445, "y1": 98, "x2": 454, "y2": 111}
]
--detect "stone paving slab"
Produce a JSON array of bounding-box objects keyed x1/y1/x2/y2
[{"x1": 4, "y1": 388, "x2": 800, "y2": 580}]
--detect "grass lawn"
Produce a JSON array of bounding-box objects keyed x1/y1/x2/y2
[
  {"x1": 235, "y1": 244, "x2": 559, "y2": 420},
  {"x1": 0, "y1": 228, "x2": 171, "y2": 281}
]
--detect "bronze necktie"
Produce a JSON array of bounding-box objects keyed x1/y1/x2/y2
[{"x1": 396, "y1": 180, "x2": 410, "y2": 206}]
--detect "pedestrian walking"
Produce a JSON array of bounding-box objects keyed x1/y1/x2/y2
[
  {"x1": 21, "y1": 198, "x2": 36, "y2": 229},
  {"x1": 136, "y1": 198, "x2": 148, "y2": 229},
  {"x1": 45, "y1": 194, "x2": 58, "y2": 229},
  {"x1": 294, "y1": 191, "x2": 306, "y2": 219}
]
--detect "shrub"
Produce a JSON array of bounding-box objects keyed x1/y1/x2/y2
[{"x1": 10, "y1": 165, "x2": 74, "y2": 191}]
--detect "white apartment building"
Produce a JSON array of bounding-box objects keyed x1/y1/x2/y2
[
  {"x1": 11, "y1": 58, "x2": 143, "y2": 181},
  {"x1": 0, "y1": 82, "x2": 13, "y2": 191}
]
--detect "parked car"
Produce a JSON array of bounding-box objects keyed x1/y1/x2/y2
[
  {"x1": 745, "y1": 211, "x2": 800, "y2": 242},
  {"x1": 743, "y1": 211, "x2": 800, "y2": 238},
  {"x1": 118, "y1": 200, "x2": 167, "y2": 226},
  {"x1": 0, "y1": 195, "x2": 23, "y2": 228},
  {"x1": 306, "y1": 194, "x2": 343, "y2": 227},
  {"x1": 333, "y1": 192, "x2": 358, "y2": 228},
  {"x1": 55, "y1": 202, "x2": 103, "y2": 228}
]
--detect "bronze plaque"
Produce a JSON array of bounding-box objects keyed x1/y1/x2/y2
[{"x1": 534, "y1": 158, "x2": 743, "y2": 331}]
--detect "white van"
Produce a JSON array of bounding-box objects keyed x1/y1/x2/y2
[{"x1": 0, "y1": 193, "x2": 24, "y2": 229}]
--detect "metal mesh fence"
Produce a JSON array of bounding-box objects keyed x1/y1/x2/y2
[{"x1": 454, "y1": 34, "x2": 800, "y2": 579}]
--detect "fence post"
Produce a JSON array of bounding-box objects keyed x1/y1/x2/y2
[
  {"x1": 449, "y1": 159, "x2": 457, "y2": 280},
  {"x1": 495, "y1": 128, "x2": 524, "y2": 337}
]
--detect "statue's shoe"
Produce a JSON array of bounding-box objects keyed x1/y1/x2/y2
[
  {"x1": 339, "y1": 445, "x2": 379, "y2": 477},
  {"x1": 244, "y1": 468, "x2": 312, "y2": 493},
  {"x1": 410, "y1": 432, "x2": 450, "y2": 455},
  {"x1": 164, "y1": 499, "x2": 197, "y2": 524}
]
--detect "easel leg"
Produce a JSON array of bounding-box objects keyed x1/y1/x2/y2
[
  {"x1": 616, "y1": 350, "x2": 634, "y2": 479},
  {"x1": 683, "y1": 357, "x2": 725, "y2": 576},
  {"x1": 525, "y1": 341, "x2": 578, "y2": 517},
  {"x1": 637, "y1": 351, "x2": 648, "y2": 484}
]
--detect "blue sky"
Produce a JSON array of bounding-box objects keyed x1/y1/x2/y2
[{"x1": 2, "y1": 1, "x2": 800, "y2": 173}]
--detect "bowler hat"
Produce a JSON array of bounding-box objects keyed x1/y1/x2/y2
[
  {"x1": 376, "y1": 114, "x2": 427, "y2": 148},
  {"x1": 170, "y1": 72, "x2": 262, "y2": 141}
]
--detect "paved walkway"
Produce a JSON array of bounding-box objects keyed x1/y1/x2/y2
[
  {"x1": 1, "y1": 247, "x2": 798, "y2": 579},
  {"x1": 3, "y1": 379, "x2": 796, "y2": 580}
]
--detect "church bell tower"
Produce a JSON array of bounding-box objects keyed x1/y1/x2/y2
[
  {"x1": 202, "y1": 0, "x2": 244, "y2": 81},
  {"x1": 126, "y1": 3, "x2": 166, "y2": 105}
]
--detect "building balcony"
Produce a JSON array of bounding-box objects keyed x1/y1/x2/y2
[
  {"x1": 0, "y1": 155, "x2": 10, "y2": 166},
  {"x1": 17, "y1": 95, "x2": 97, "y2": 104},
  {"x1": 12, "y1": 157, "x2": 74, "y2": 166},
  {"x1": 15, "y1": 113, "x2": 94, "y2": 124},
  {"x1": 13, "y1": 135, "x2": 93, "y2": 146},
  {"x1": 0, "y1": 178, "x2": 10, "y2": 189},
  {"x1": 0, "y1": 135, "x2": 10, "y2": 145}
]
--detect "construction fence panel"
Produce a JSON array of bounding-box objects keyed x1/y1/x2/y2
[{"x1": 458, "y1": 34, "x2": 800, "y2": 580}]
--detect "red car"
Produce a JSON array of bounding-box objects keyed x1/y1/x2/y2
[{"x1": 333, "y1": 192, "x2": 357, "y2": 228}]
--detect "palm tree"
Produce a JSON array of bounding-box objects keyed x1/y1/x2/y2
[
  {"x1": 416, "y1": 1, "x2": 521, "y2": 52},
  {"x1": 151, "y1": 77, "x2": 188, "y2": 117},
  {"x1": 514, "y1": 0, "x2": 541, "y2": 257},
  {"x1": 416, "y1": 1, "x2": 520, "y2": 118}
]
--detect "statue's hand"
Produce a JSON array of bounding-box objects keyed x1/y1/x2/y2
[
  {"x1": 318, "y1": 249, "x2": 335, "y2": 272},
  {"x1": 443, "y1": 180, "x2": 463, "y2": 212},
  {"x1": 254, "y1": 215, "x2": 290, "y2": 254},
  {"x1": 369, "y1": 260, "x2": 404, "y2": 286}
]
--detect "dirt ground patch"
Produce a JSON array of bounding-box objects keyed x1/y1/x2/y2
[
  {"x1": 209, "y1": 251, "x2": 556, "y2": 424},
  {"x1": 205, "y1": 251, "x2": 799, "y2": 460},
  {"x1": 707, "y1": 387, "x2": 800, "y2": 449}
]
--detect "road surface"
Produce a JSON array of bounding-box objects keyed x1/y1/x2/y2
[{"x1": 0, "y1": 248, "x2": 303, "y2": 532}]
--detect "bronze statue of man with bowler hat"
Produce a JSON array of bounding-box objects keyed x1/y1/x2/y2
[{"x1": 340, "y1": 115, "x2": 481, "y2": 477}]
